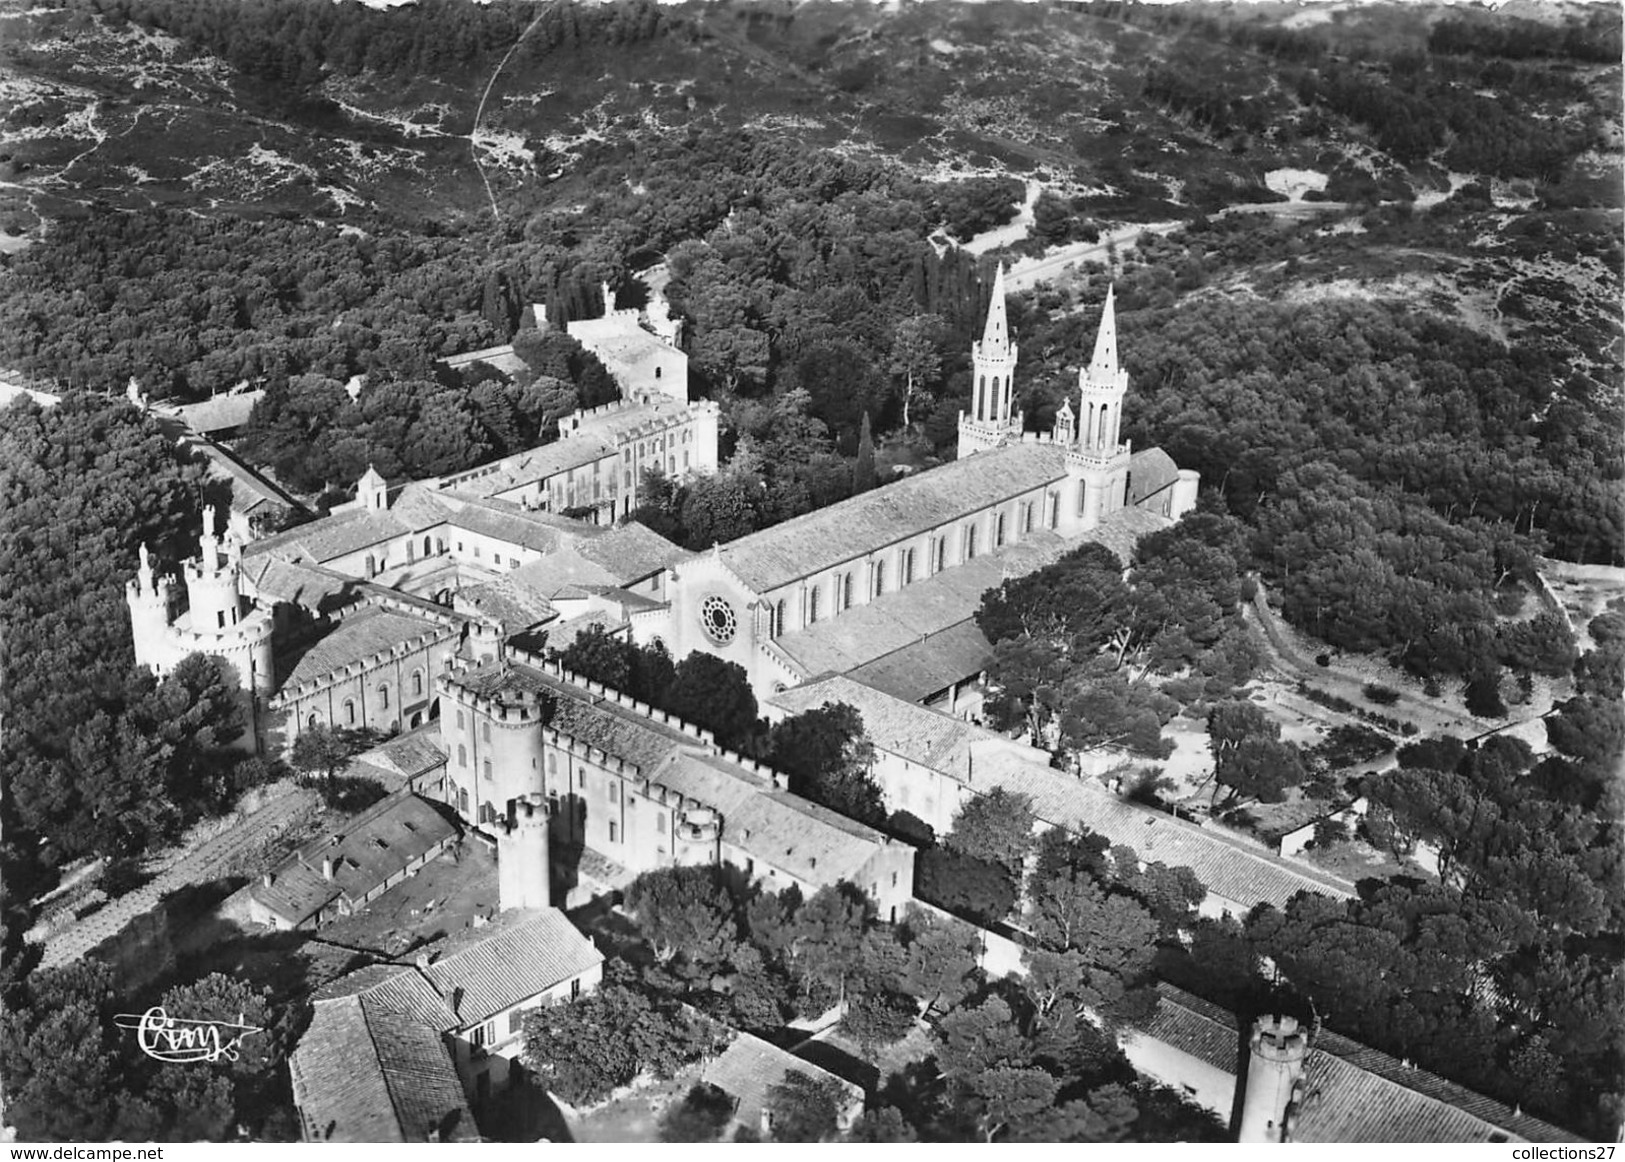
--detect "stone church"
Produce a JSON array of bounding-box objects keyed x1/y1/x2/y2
[{"x1": 629, "y1": 273, "x2": 1200, "y2": 709}]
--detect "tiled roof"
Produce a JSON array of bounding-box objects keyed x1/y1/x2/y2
[
  {"x1": 543, "y1": 609, "x2": 627, "y2": 652},
  {"x1": 278, "y1": 606, "x2": 455, "y2": 691},
  {"x1": 771, "y1": 531, "x2": 1078, "y2": 677},
  {"x1": 1141, "y1": 984, "x2": 1586, "y2": 1142},
  {"x1": 245, "y1": 507, "x2": 415, "y2": 564},
  {"x1": 768, "y1": 674, "x2": 1019, "y2": 776},
  {"x1": 456, "y1": 576, "x2": 556, "y2": 634},
  {"x1": 364, "y1": 729, "x2": 450, "y2": 780},
  {"x1": 440, "y1": 344, "x2": 528, "y2": 376},
  {"x1": 575, "y1": 522, "x2": 686, "y2": 582},
  {"x1": 701, "y1": 1032, "x2": 863, "y2": 1135},
  {"x1": 167, "y1": 389, "x2": 265, "y2": 434},
  {"x1": 444, "y1": 496, "x2": 578, "y2": 553},
  {"x1": 420, "y1": 908, "x2": 604, "y2": 1027},
  {"x1": 567, "y1": 395, "x2": 694, "y2": 442},
  {"x1": 717, "y1": 442, "x2": 1072, "y2": 592},
  {"x1": 1296, "y1": 1030, "x2": 1587, "y2": 1144},
  {"x1": 243, "y1": 557, "x2": 358, "y2": 611},
  {"x1": 847, "y1": 620, "x2": 997, "y2": 703},
  {"x1": 1128, "y1": 447, "x2": 1181, "y2": 505},
  {"x1": 435, "y1": 436, "x2": 617, "y2": 497},
  {"x1": 249, "y1": 792, "x2": 459, "y2": 926},
  {"x1": 1134, "y1": 982, "x2": 1243, "y2": 1074},
  {"x1": 982, "y1": 754, "x2": 1354, "y2": 910},
  {"x1": 291, "y1": 994, "x2": 475, "y2": 1143}
]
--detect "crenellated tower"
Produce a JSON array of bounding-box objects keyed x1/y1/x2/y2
[
  {"x1": 1238, "y1": 1014, "x2": 1309, "y2": 1143},
  {"x1": 128, "y1": 506, "x2": 276, "y2": 750},
  {"x1": 957, "y1": 263, "x2": 1023, "y2": 459},
  {"x1": 498, "y1": 793, "x2": 551, "y2": 911},
  {"x1": 1061, "y1": 285, "x2": 1134, "y2": 532}
]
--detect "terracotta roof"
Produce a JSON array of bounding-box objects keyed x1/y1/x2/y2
[
  {"x1": 363, "y1": 729, "x2": 450, "y2": 781},
  {"x1": 717, "y1": 442, "x2": 1074, "y2": 592},
  {"x1": 701, "y1": 1032, "x2": 863, "y2": 1136},
  {"x1": 277, "y1": 605, "x2": 455, "y2": 692},
  {"x1": 847, "y1": 620, "x2": 996, "y2": 702},
  {"x1": 440, "y1": 344, "x2": 528, "y2": 376},
  {"x1": 291, "y1": 996, "x2": 475, "y2": 1143},
  {"x1": 567, "y1": 395, "x2": 694, "y2": 441},
  {"x1": 771, "y1": 531, "x2": 1077, "y2": 677},
  {"x1": 248, "y1": 792, "x2": 459, "y2": 926},
  {"x1": 1128, "y1": 447, "x2": 1181, "y2": 505},
  {"x1": 243, "y1": 557, "x2": 358, "y2": 611},
  {"x1": 245, "y1": 507, "x2": 416, "y2": 564},
  {"x1": 982, "y1": 754, "x2": 1354, "y2": 910},
  {"x1": 421, "y1": 908, "x2": 604, "y2": 1027},
  {"x1": 1295, "y1": 1030, "x2": 1587, "y2": 1143},
  {"x1": 435, "y1": 435, "x2": 617, "y2": 497},
  {"x1": 166, "y1": 389, "x2": 265, "y2": 434},
  {"x1": 456, "y1": 576, "x2": 556, "y2": 634},
  {"x1": 543, "y1": 609, "x2": 627, "y2": 652},
  {"x1": 1141, "y1": 984, "x2": 1585, "y2": 1142},
  {"x1": 575, "y1": 522, "x2": 687, "y2": 582},
  {"x1": 768, "y1": 674, "x2": 1024, "y2": 775},
  {"x1": 1133, "y1": 982, "x2": 1242, "y2": 1074},
  {"x1": 444, "y1": 496, "x2": 579, "y2": 553}
]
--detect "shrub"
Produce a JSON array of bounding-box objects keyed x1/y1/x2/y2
[{"x1": 1362, "y1": 683, "x2": 1401, "y2": 706}]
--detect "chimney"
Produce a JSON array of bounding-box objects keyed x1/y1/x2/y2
[
  {"x1": 321, "y1": 857, "x2": 335, "y2": 881},
  {"x1": 261, "y1": 872, "x2": 274, "y2": 888}
]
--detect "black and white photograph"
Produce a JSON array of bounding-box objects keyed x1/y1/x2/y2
[{"x1": 0, "y1": 0, "x2": 1620, "y2": 1148}]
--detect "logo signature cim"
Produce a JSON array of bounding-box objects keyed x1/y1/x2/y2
[{"x1": 114, "y1": 1007, "x2": 264, "y2": 1064}]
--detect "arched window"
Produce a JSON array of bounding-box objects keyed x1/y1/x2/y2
[
  {"x1": 654, "y1": 366, "x2": 663, "y2": 380},
  {"x1": 378, "y1": 683, "x2": 390, "y2": 710},
  {"x1": 308, "y1": 713, "x2": 322, "y2": 731},
  {"x1": 365, "y1": 554, "x2": 377, "y2": 578},
  {"x1": 423, "y1": 535, "x2": 432, "y2": 557},
  {"x1": 996, "y1": 513, "x2": 1006, "y2": 548},
  {"x1": 965, "y1": 525, "x2": 978, "y2": 561},
  {"x1": 841, "y1": 573, "x2": 853, "y2": 610},
  {"x1": 1078, "y1": 479, "x2": 1088, "y2": 515},
  {"x1": 343, "y1": 699, "x2": 356, "y2": 726},
  {"x1": 411, "y1": 669, "x2": 425, "y2": 698},
  {"x1": 774, "y1": 600, "x2": 786, "y2": 638},
  {"x1": 1023, "y1": 502, "x2": 1034, "y2": 534},
  {"x1": 808, "y1": 583, "x2": 821, "y2": 624},
  {"x1": 874, "y1": 561, "x2": 886, "y2": 598},
  {"x1": 933, "y1": 537, "x2": 946, "y2": 574},
  {"x1": 1098, "y1": 405, "x2": 1109, "y2": 445},
  {"x1": 903, "y1": 548, "x2": 916, "y2": 585}
]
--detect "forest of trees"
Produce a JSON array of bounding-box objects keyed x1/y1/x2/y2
[
  {"x1": 560, "y1": 862, "x2": 1223, "y2": 1142},
  {"x1": 0, "y1": 398, "x2": 273, "y2": 908}
]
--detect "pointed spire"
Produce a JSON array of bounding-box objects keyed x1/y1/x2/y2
[
  {"x1": 982, "y1": 262, "x2": 1010, "y2": 351},
  {"x1": 1089, "y1": 283, "x2": 1118, "y2": 380}
]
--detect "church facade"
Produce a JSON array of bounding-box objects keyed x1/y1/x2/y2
[{"x1": 631, "y1": 277, "x2": 1200, "y2": 703}]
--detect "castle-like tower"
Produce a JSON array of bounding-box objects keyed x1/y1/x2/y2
[
  {"x1": 1238, "y1": 1014, "x2": 1309, "y2": 1143},
  {"x1": 1061, "y1": 285, "x2": 1135, "y2": 530},
  {"x1": 957, "y1": 263, "x2": 1023, "y2": 459},
  {"x1": 498, "y1": 793, "x2": 551, "y2": 911},
  {"x1": 127, "y1": 505, "x2": 275, "y2": 749}
]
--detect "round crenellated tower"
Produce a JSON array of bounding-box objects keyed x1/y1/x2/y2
[
  {"x1": 1238, "y1": 1014, "x2": 1309, "y2": 1143},
  {"x1": 127, "y1": 541, "x2": 178, "y2": 673},
  {"x1": 498, "y1": 793, "x2": 551, "y2": 911}
]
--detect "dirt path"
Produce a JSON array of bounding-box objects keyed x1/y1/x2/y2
[
  {"x1": 33, "y1": 784, "x2": 322, "y2": 971},
  {"x1": 468, "y1": 6, "x2": 551, "y2": 220},
  {"x1": 1246, "y1": 579, "x2": 1538, "y2": 742}
]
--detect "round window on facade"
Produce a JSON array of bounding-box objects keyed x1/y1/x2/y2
[{"x1": 699, "y1": 594, "x2": 738, "y2": 644}]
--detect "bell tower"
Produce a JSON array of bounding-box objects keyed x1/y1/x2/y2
[
  {"x1": 1061, "y1": 285, "x2": 1133, "y2": 533},
  {"x1": 957, "y1": 263, "x2": 1023, "y2": 459}
]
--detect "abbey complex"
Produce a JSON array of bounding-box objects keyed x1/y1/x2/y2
[{"x1": 100, "y1": 272, "x2": 1582, "y2": 1146}]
